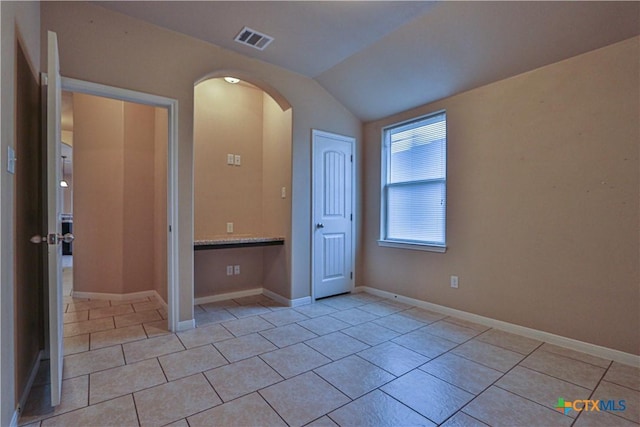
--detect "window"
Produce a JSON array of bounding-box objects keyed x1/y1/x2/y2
[{"x1": 379, "y1": 111, "x2": 447, "y2": 252}]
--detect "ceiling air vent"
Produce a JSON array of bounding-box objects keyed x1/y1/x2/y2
[{"x1": 234, "y1": 26, "x2": 274, "y2": 51}]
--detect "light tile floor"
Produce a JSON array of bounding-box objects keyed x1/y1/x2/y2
[{"x1": 20, "y1": 272, "x2": 640, "y2": 426}]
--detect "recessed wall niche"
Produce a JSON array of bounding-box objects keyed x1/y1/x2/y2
[{"x1": 193, "y1": 77, "x2": 292, "y2": 299}]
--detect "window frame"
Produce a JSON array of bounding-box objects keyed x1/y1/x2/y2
[{"x1": 378, "y1": 110, "x2": 448, "y2": 253}]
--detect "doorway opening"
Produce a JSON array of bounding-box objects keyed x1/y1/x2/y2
[
  {"x1": 60, "y1": 90, "x2": 169, "y2": 324},
  {"x1": 61, "y1": 77, "x2": 179, "y2": 332}
]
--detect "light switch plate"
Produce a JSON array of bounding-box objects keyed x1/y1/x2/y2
[
  {"x1": 7, "y1": 146, "x2": 16, "y2": 174},
  {"x1": 281, "y1": 187, "x2": 286, "y2": 199},
  {"x1": 227, "y1": 154, "x2": 235, "y2": 165},
  {"x1": 234, "y1": 155, "x2": 241, "y2": 166},
  {"x1": 450, "y1": 275, "x2": 459, "y2": 288}
]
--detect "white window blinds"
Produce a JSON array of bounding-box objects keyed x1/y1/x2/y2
[{"x1": 382, "y1": 111, "x2": 447, "y2": 248}]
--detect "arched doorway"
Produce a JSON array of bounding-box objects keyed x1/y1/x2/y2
[{"x1": 192, "y1": 74, "x2": 293, "y2": 322}]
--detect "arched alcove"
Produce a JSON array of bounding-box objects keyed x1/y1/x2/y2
[
  {"x1": 193, "y1": 74, "x2": 293, "y2": 308},
  {"x1": 195, "y1": 70, "x2": 292, "y2": 112}
]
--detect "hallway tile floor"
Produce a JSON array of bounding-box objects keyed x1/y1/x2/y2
[{"x1": 19, "y1": 280, "x2": 640, "y2": 426}]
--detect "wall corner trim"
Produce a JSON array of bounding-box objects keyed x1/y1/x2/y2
[
  {"x1": 176, "y1": 319, "x2": 196, "y2": 332},
  {"x1": 290, "y1": 296, "x2": 313, "y2": 307},
  {"x1": 261, "y1": 289, "x2": 290, "y2": 306},
  {"x1": 262, "y1": 289, "x2": 312, "y2": 307},
  {"x1": 354, "y1": 286, "x2": 640, "y2": 366}
]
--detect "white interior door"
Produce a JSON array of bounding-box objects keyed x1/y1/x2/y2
[
  {"x1": 312, "y1": 130, "x2": 354, "y2": 299},
  {"x1": 46, "y1": 30, "x2": 64, "y2": 406}
]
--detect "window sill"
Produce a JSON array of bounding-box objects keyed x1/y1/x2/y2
[{"x1": 377, "y1": 240, "x2": 447, "y2": 253}]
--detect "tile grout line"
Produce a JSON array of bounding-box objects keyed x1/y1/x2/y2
[
  {"x1": 453, "y1": 340, "x2": 583, "y2": 425},
  {"x1": 255, "y1": 388, "x2": 293, "y2": 427},
  {"x1": 515, "y1": 350, "x2": 609, "y2": 391},
  {"x1": 37, "y1": 292, "x2": 640, "y2": 427},
  {"x1": 570, "y1": 359, "x2": 637, "y2": 426},
  {"x1": 130, "y1": 391, "x2": 142, "y2": 427},
  {"x1": 401, "y1": 337, "x2": 541, "y2": 425}
]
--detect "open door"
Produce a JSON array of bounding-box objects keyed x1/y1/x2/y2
[
  {"x1": 312, "y1": 130, "x2": 354, "y2": 299},
  {"x1": 46, "y1": 30, "x2": 64, "y2": 406}
]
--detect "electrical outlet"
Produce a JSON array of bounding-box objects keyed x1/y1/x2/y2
[
  {"x1": 226, "y1": 265, "x2": 233, "y2": 276},
  {"x1": 234, "y1": 154, "x2": 241, "y2": 166},
  {"x1": 450, "y1": 275, "x2": 459, "y2": 289},
  {"x1": 226, "y1": 222, "x2": 233, "y2": 233},
  {"x1": 234, "y1": 265, "x2": 240, "y2": 275}
]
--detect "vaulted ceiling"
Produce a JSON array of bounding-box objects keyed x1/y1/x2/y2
[{"x1": 96, "y1": 1, "x2": 640, "y2": 121}]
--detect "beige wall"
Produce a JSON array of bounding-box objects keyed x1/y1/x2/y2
[
  {"x1": 122, "y1": 102, "x2": 156, "y2": 294},
  {"x1": 1, "y1": 2, "x2": 41, "y2": 424},
  {"x1": 73, "y1": 94, "x2": 125, "y2": 294},
  {"x1": 362, "y1": 37, "x2": 640, "y2": 355},
  {"x1": 194, "y1": 79, "x2": 265, "y2": 238},
  {"x1": 74, "y1": 94, "x2": 166, "y2": 297},
  {"x1": 194, "y1": 248, "x2": 264, "y2": 298},
  {"x1": 262, "y1": 93, "x2": 292, "y2": 237},
  {"x1": 41, "y1": 1, "x2": 362, "y2": 313},
  {"x1": 262, "y1": 94, "x2": 293, "y2": 296}
]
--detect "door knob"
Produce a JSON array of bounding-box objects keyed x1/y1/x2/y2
[
  {"x1": 30, "y1": 233, "x2": 74, "y2": 245},
  {"x1": 316, "y1": 223, "x2": 324, "y2": 229},
  {"x1": 59, "y1": 233, "x2": 74, "y2": 243},
  {"x1": 30, "y1": 235, "x2": 47, "y2": 244}
]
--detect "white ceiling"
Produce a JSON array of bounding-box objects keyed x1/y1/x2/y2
[{"x1": 95, "y1": 1, "x2": 640, "y2": 122}]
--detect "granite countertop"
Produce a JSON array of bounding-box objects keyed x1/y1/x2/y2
[{"x1": 194, "y1": 235, "x2": 285, "y2": 249}]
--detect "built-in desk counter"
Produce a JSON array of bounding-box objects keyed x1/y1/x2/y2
[
  {"x1": 194, "y1": 236, "x2": 285, "y2": 302},
  {"x1": 194, "y1": 236, "x2": 285, "y2": 251}
]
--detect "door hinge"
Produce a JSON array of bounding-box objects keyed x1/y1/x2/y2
[
  {"x1": 350, "y1": 272, "x2": 353, "y2": 280},
  {"x1": 169, "y1": 225, "x2": 172, "y2": 232},
  {"x1": 350, "y1": 154, "x2": 353, "y2": 162},
  {"x1": 350, "y1": 213, "x2": 353, "y2": 221}
]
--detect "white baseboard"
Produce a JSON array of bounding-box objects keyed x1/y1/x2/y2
[
  {"x1": 72, "y1": 289, "x2": 160, "y2": 302},
  {"x1": 356, "y1": 286, "x2": 639, "y2": 366},
  {"x1": 291, "y1": 296, "x2": 312, "y2": 307},
  {"x1": 194, "y1": 288, "x2": 263, "y2": 306},
  {"x1": 195, "y1": 288, "x2": 312, "y2": 309},
  {"x1": 16, "y1": 350, "x2": 44, "y2": 420},
  {"x1": 10, "y1": 409, "x2": 18, "y2": 427},
  {"x1": 260, "y1": 289, "x2": 311, "y2": 307},
  {"x1": 261, "y1": 289, "x2": 291, "y2": 306},
  {"x1": 177, "y1": 319, "x2": 195, "y2": 332}
]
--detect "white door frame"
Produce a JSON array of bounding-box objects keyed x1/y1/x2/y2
[
  {"x1": 310, "y1": 129, "x2": 356, "y2": 301},
  {"x1": 60, "y1": 77, "x2": 180, "y2": 332}
]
